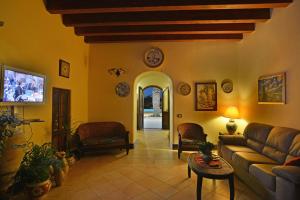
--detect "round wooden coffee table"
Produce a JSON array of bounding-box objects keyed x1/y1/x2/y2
[{"x1": 187, "y1": 153, "x2": 235, "y2": 200}]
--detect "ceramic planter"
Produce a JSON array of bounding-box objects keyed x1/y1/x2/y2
[
  {"x1": 26, "y1": 179, "x2": 52, "y2": 199},
  {"x1": 66, "y1": 155, "x2": 76, "y2": 166}
]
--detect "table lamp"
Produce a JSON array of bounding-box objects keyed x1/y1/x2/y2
[{"x1": 223, "y1": 106, "x2": 240, "y2": 134}]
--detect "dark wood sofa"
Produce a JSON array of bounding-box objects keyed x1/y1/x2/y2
[{"x1": 76, "y1": 122, "x2": 130, "y2": 155}]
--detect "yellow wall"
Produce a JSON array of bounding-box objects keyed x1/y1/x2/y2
[
  {"x1": 2, "y1": 0, "x2": 297, "y2": 148},
  {"x1": 0, "y1": 0, "x2": 89, "y2": 145},
  {"x1": 88, "y1": 42, "x2": 239, "y2": 144},
  {"x1": 237, "y1": 1, "x2": 300, "y2": 129}
]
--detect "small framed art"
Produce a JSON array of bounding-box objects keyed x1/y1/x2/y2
[
  {"x1": 59, "y1": 59, "x2": 70, "y2": 78},
  {"x1": 195, "y1": 81, "x2": 217, "y2": 111},
  {"x1": 258, "y1": 72, "x2": 286, "y2": 104}
]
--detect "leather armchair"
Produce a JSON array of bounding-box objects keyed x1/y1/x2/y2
[{"x1": 177, "y1": 123, "x2": 207, "y2": 159}]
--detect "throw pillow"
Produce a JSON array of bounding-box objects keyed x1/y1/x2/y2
[{"x1": 284, "y1": 157, "x2": 300, "y2": 166}]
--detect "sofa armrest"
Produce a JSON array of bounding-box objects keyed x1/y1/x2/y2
[
  {"x1": 218, "y1": 135, "x2": 246, "y2": 146},
  {"x1": 272, "y1": 166, "x2": 300, "y2": 184}
]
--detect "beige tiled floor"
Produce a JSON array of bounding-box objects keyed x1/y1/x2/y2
[{"x1": 42, "y1": 130, "x2": 262, "y2": 200}]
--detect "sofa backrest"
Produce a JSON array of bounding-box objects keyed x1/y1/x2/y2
[
  {"x1": 177, "y1": 123, "x2": 206, "y2": 141},
  {"x1": 262, "y1": 127, "x2": 299, "y2": 164},
  {"x1": 77, "y1": 122, "x2": 126, "y2": 140},
  {"x1": 286, "y1": 133, "x2": 300, "y2": 162},
  {"x1": 244, "y1": 123, "x2": 273, "y2": 152}
]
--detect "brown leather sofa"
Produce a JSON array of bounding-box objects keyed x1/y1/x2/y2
[
  {"x1": 218, "y1": 123, "x2": 300, "y2": 200},
  {"x1": 76, "y1": 122, "x2": 130, "y2": 155}
]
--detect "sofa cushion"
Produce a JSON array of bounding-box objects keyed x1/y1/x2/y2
[
  {"x1": 249, "y1": 164, "x2": 278, "y2": 191},
  {"x1": 286, "y1": 134, "x2": 300, "y2": 162},
  {"x1": 82, "y1": 136, "x2": 125, "y2": 147},
  {"x1": 244, "y1": 123, "x2": 273, "y2": 152},
  {"x1": 181, "y1": 139, "x2": 203, "y2": 145},
  {"x1": 232, "y1": 152, "x2": 277, "y2": 171},
  {"x1": 221, "y1": 145, "x2": 256, "y2": 162},
  {"x1": 262, "y1": 127, "x2": 299, "y2": 164}
]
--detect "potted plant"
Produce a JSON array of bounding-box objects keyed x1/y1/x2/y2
[
  {"x1": 0, "y1": 111, "x2": 22, "y2": 157},
  {"x1": 0, "y1": 111, "x2": 23, "y2": 195},
  {"x1": 13, "y1": 143, "x2": 62, "y2": 199},
  {"x1": 199, "y1": 141, "x2": 215, "y2": 163},
  {"x1": 65, "y1": 121, "x2": 82, "y2": 166}
]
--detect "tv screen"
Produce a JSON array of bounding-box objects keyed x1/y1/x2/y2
[{"x1": 2, "y1": 67, "x2": 46, "y2": 103}]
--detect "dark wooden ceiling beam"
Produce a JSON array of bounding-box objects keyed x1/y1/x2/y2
[
  {"x1": 45, "y1": 0, "x2": 292, "y2": 14},
  {"x1": 75, "y1": 23, "x2": 255, "y2": 36},
  {"x1": 63, "y1": 9, "x2": 270, "y2": 27},
  {"x1": 84, "y1": 34, "x2": 243, "y2": 43}
]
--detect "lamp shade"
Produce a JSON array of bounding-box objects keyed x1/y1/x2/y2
[{"x1": 224, "y1": 106, "x2": 240, "y2": 119}]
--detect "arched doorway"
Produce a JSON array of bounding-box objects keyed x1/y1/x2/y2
[
  {"x1": 133, "y1": 71, "x2": 173, "y2": 148},
  {"x1": 143, "y1": 86, "x2": 163, "y2": 129}
]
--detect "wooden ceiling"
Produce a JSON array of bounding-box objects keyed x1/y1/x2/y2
[{"x1": 45, "y1": 0, "x2": 293, "y2": 43}]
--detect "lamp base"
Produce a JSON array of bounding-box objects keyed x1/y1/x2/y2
[{"x1": 226, "y1": 119, "x2": 237, "y2": 135}]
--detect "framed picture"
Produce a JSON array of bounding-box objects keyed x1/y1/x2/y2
[
  {"x1": 59, "y1": 59, "x2": 70, "y2": 78},
  {"x1": 258, "y1": 72, "x2": 286, "y2": 104},
  {"x1": 195, "y1": 81, "x2": 217, "y2": 111}
]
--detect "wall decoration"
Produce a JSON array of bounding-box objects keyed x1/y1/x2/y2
[
  {"x1": 108, "y1": 67, "x2": 126, "y2": 77},
  {"x1": 195, "y1": 82, "x2": 217, "y2": 111},
  {"x1": 221, "y1": 79, "x2": 233, "y2": 93},
  {"x1": 144, "y1": 47, "x2": 164, "y2": 68},
  {"x1": 258, "y1": 72, "x2": 286, "y2": 104},
  {"x1": 177, "y1": 82, "x2": 191, "y2": 96},
  {"x1": 59, "y1": 59, "x2": 70, "y2": 78},
  {"x1": 115, "y1": 82, "x2": 130, "y2": 97}
]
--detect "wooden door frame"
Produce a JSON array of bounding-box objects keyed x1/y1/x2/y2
[
  {"x1": 52, "y1": 87, "x2": 71, "y2": 151},
  {"x1": 137, "y1": 86, "x2": 144, "y2": 130},
  {"x1": 162, "y1": 87, "x2": 170, "y2": 130}
]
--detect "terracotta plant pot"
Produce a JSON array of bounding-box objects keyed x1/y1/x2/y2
[
  {"x1": 66, "y1": 156, "x2": 76, "y2": 166},
  {"x1": 54, "y1": 169, "x2": 65, "y2": 187},
  {"x1": 26, "y1": 179, "x2": 52, "y2": 200},
  {"x1": 56, "y1": 152, "x2": 69, "y2": 174}
]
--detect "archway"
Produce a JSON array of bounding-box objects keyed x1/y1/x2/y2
[
  {"x1": 133, "y1": 71, "x2": 173, "y2": 148},
  {"x1": 143, "y1": 85, "x2": 163, "y2": 129}
]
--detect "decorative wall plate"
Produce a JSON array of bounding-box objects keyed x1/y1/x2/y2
[
  {"x1": 115, "y1": 82, "x2": 130, "y2": 97},
  {"x1": 221, "y1": 79, "x2": 233, "y2": 93},
  {"x1": 144, "y1": 47, "x2": 164, "y2": 68},
  {"x1": 177, "y1": 82, "x2": 191, "y2": 96}
]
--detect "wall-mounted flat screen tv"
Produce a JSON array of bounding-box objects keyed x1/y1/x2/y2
[{"x1": 1, "y1": 65, "x2": 46, "y2": 104}]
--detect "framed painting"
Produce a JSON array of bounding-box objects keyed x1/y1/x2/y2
[
  {"x1": 195, "y1": 82, "x2": 217, "y2": 111},
  {"x1": 258, "y1": 72, "x2": 286, "y2": 104},
  {"x1": 59, "y1": 59, "x2": 70, "y2": 78}
]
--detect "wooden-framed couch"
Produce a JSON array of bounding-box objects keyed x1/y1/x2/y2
[{"x1": 76, "y1": 122, "x2": 130, "y2": 155}]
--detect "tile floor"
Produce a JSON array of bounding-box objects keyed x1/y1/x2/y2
[{"x1": 41, "y1": 130, "x2": 262, "y2": 200}]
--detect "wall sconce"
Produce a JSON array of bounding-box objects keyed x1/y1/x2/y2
[{"x1": 108, "y1": 67, "x2": 126, "y2": 77}]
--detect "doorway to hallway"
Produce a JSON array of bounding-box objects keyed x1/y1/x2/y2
[
  {"x1": 143, "y1": 86, "x2": 162, "y2": 129},
  {"x1": 134, "y1": 71, "x2": 173, "y2": 148}
]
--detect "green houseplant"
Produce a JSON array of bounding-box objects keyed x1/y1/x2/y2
[
  {"x1": 13, "y1": 143, "x2": 62, "y2": 199},
  {"x1": 65, "y1": 121, "x2": 82, "y2": 165},
  {"x1": 0, "y1": 111, "x2": 23, "y2": 195},
  {"x1": 0, "y1": 111, "x2": 22, "y2": 157},
  {"x1": 199, "y1": 141, "x2": 215, "y2": 163}
]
